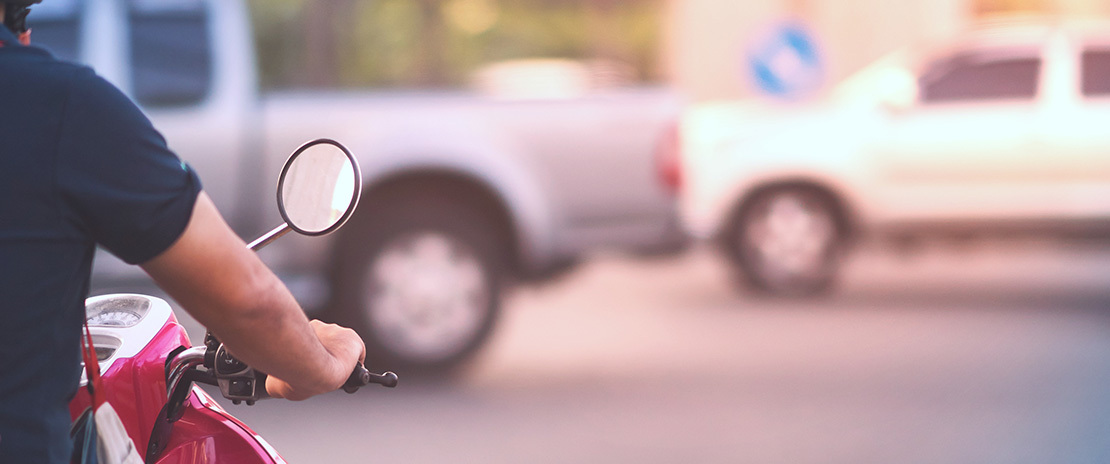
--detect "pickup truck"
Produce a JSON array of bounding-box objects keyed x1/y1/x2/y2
[{"x1": 36, "y1": 0, "x2": 685, "y2": 373}]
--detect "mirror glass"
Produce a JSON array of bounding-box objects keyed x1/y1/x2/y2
[{"x1": 279, "y1": 140, "x2": 359, "y2": 235}]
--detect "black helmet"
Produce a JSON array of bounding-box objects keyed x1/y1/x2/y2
[{"x1": 4, "y1": 0, "x2": 42, "y2": 35}]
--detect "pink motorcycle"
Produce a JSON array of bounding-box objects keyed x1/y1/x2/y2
[{"x1": 69, "y1": 139, "x2": 397, "y2": 463}]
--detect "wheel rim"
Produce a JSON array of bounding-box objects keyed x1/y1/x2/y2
[
  {"x1": 363, "y1": 231, "x2": 491, "y2": 362},
  {"x1": 742, "y1": 191, "x2": 836, "y2": 285}
]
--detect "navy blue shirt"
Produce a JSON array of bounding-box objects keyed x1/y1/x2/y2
[{"x1": 0, "y1": 27, "x2": 201, "y2": 463}]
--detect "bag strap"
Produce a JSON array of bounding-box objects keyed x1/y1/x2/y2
[{"x1": 81, "y1": 319, "x2": 106, "y2": 409}]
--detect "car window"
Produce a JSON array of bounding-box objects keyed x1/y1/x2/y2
[
  {"x1": 1081, "y1": 49, "x2": 1110, "y2": 97},
  {"x1": 919, "y1": 52, "x2": 1040, "y2": 103},
  {"x1": 127, "y1": 0, "x2": 211, "y2": 108},
  {"x1": 26, "y1": 0, "x2": 82, "y2": 63}
]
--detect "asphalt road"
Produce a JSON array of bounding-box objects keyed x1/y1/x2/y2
[{"x1": 190, "y1": 242, "x2": 1110, "y2": 463}]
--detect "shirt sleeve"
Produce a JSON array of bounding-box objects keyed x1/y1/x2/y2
[{"x1": 55, "y1": 66, "x2": 202, "y2": 264}]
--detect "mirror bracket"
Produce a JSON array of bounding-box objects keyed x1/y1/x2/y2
[{"x1": 247, "y1": 223, "x2": 291, "y2": 252}]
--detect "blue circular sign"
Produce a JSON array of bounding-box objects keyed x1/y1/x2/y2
[{"x1": 746, "y1": 21, "x2": 824, "y2": 98}]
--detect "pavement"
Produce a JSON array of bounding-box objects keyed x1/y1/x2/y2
[{"x1": 174, "y1": 240, "x2": 1110, "y2": 464}]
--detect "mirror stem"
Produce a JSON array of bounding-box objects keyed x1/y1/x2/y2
[{"x1": 248, "y1": 223, "x2": 291, "y2": 251}]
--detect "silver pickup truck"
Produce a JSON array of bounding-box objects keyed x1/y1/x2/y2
[{"x1": 34, "y1": 0, "x2": 684, "y2": 373}]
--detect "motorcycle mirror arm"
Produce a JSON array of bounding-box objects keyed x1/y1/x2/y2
[{"x1": 247, "y1": 223, "x2": 291, "y2": 252}]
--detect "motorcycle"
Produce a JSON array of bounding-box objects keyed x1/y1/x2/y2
[{"x1": 67, "y1": 139, "x2": 398, "y2": 463}]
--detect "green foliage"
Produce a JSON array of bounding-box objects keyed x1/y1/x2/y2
[
  {"x1": 249, "y1": 0, "x2": 663, "y2": 90},
  {"x1": 248, "y1": 0, "x2": 307, "y2": 89}
]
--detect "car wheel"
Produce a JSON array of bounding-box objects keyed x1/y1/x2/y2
[
  {"x1": 331, "y1": 199, "x2": 503, "y2": 374},
  {"x1": 726, "y1": 187, "x2": 844, "y2": 296}
]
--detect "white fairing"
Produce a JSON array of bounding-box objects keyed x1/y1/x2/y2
[{"x1": 80, "y1": 294, "x2": 173, "y2": 386}]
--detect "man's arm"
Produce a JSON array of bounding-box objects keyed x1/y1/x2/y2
[{"x1": 141, "y1": 192, "x2": 364, "y2": 400}]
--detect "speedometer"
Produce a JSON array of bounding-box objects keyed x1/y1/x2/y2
[
  {"x1": 85, "y1": 295, "x2": 151, "y2": 328},
  {"x1": 87, "y1": 310, "x2": 142, "y2": 327}
]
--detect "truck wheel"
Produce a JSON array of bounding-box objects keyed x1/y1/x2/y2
[
  {"x1": 725, "y1": 187, "x2": 844, "y2": 296},
  {"x1": 331, "y1": 199, "x2": 503, "y2": 374}
]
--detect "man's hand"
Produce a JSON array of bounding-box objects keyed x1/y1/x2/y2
[
  {"x1": 143, "y1": 193, "x2": 368, "y2": 403},
  {"x1": 265, "y1": 320, "x2": 366, "y2": 401}
]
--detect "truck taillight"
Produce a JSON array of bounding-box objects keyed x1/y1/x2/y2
[{"x1": 655, "y1": 120, "x2": 682, "y2": 194}]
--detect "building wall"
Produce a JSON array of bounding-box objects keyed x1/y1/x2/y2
[
  {"x1": 662, "y1": 0, "x2": 1110, "y2": 102},
  {"x1": 661, "y1": 0, "x2": 784, "y2": 102},
  {"x1": 807, "y1": 0, "x2": 966, "y2": 87},
  {"x1": 665, "y1": 0, "x2": 1110, "y2": 102}
]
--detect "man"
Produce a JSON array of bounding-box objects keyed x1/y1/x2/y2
[{"x1": 0, "y1": 1, "x2": 366, "y2": 462}]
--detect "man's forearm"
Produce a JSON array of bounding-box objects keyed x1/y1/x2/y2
[{"x1": 141, "y1": 192, "x2": 357, "y2": 396}]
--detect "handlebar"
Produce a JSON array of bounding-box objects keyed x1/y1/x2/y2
[
  {"x1": 178, "y1": 333, "x2": 398, "y2": 405},
  {"x1": 343, "y1": 364, "x2": 398, "y2": 392},
  {"x1": 253, "y1": 363, "x2": 397, "y2": 401}
]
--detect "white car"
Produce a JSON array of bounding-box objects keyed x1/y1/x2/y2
[{"x1": 680, "y1": 19, "x2": 1110, "y2": 295}]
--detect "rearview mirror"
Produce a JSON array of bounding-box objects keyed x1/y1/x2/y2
[
  {"x1": 248, "y1": 139, "x2": 361, "y2": 251},
  {"x1": 278, "y1": 139, "x2": 361, "y2": 235}
]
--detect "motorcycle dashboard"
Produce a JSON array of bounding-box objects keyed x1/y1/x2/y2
[
  {"x1": 81, "y1": 294, "x2": 173, "y2": 384},
  {"x1": 86, "y1": 295, "x2": 151, "y2": 328}
]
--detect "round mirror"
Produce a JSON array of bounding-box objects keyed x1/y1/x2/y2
[{"x1": 277, "y1": 139, "x2": 361, "y2": 236}]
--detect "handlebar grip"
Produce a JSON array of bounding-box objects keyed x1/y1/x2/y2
[
  {"x1": 256, "y1": 372, "x2": 271, "y2": 400},
  {"x1": 343, "y1": 365, "x2": 371, "y2": 393},
  {"x1": 343, "y1": 364, "x2": 398, "y2": 393}
]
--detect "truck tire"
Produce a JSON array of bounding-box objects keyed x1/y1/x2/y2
[
  {"x1": 330, "y1": 197, "x2": 504, "y2": 375},
  {"x1": 725, "y1": 186, "x2": 844, "y2": 296}
]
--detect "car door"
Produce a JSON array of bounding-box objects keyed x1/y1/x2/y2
[
  {"x1": 873, "y1": 46, "x2": 1050, "y2": 224},
  {"x1": 34, "y1": 2, "x2": 251, "y2": 225},
  {"x1": 127, "y1": 0, "x2": 257, "y2": 232},
  {"x1": 490, "y1": 91, "x2": 683, "y2": 254},
  {"x1": 35, "y1": 0, "x2": 256, "y2": 283}
]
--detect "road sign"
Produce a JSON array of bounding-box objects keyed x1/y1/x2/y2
[{"x1": 746, "y1": 20, "x2": 824, "y2": 98}]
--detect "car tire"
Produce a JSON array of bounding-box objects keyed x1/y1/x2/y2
[
  {"x1": 724, "y1": 186, "x2": 844, "y2": 296},
  {"x1": 329, "y1": 196, "x2": 504, "y2": 375}
]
